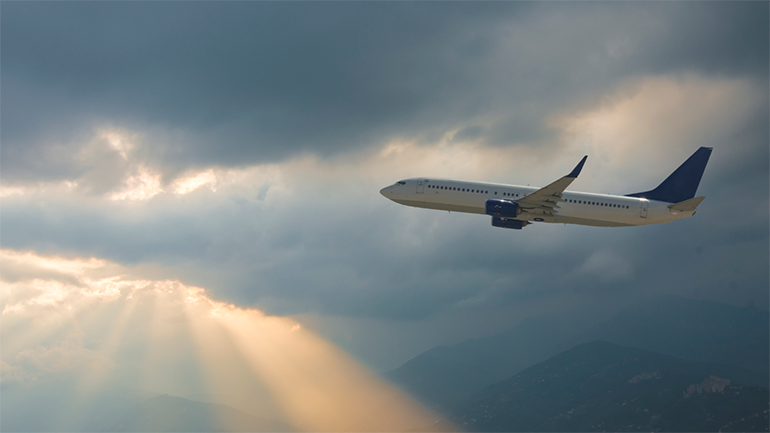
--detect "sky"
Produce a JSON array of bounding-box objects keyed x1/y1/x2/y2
[{"x1": 1, "y1": 1, "x2": 768, "y2": 429}]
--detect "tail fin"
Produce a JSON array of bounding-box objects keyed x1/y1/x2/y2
[{"x1": 626, "y1": 147, "x2": 712, "y2": 203}]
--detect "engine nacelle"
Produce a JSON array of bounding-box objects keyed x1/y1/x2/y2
[
  {"x1": 491, "y1": 217, "x2": 525, "y2": 230},
  {"x1": 485, "y1": 199, "x2": 519, "y2": 218}
]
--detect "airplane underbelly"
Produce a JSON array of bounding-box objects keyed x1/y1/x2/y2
[{"x1": 550, "y1": 215, "x2": 634, "y2": 227}]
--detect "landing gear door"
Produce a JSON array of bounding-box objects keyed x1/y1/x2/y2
[
  {"x1": 416, "y1": 179, "x2": 425, "y2": 194},
  {"x1": 641, "y1": 200, "x2": 648, "y2": 218}
]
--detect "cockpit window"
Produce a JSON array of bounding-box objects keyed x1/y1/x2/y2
[{"x1": 396, "y1": 181, "x2": 406, "y2": 185}]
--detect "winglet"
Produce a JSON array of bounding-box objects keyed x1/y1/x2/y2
[{"x1": 566, "y1": 156, "x2": 588, "y2": 178}]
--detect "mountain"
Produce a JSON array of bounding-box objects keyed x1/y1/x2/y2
[
  {"x1": 86, "y1": 394, "x2": 295, "y2": 432},
  {"x1": 387, "y1": 296, "x2": 768, "y2": 411},
  {"x1": 439, "y1": 341, "x2": 769, "y2": 432},
  {"x1": 386, "y1": 314, "x2": 587, "y2": 410}
]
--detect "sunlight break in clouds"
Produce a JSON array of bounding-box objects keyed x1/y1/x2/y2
[
  {"x1": 100, "y1": 129, "x2": 135, "y2": 161},
  {"x1": 109, "y1": 165, "x2": 163, "y2": 201},
  {"x1": 555, "y1": 74, "x2": 763, "y2": 190},
  {"x1": 173, "y1": 169, "x2": 217, "y2": 194},
  {"x1": 1, "y1": 249, "x2": 439, "y2": 431}
]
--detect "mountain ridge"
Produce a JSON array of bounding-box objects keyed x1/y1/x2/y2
[
  {"x1": 387, "y1": 296, "x2": 768, "y2": 411},
  {"x1": 435, "y1": 340, "x2": 769, "y2": 432}
]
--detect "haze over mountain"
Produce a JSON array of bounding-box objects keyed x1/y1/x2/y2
[
  {"x1": 387, "y1": 296, "x2": 768, "y2": 410},
  {"x1": 1, "y1": 386, "x2": 295, "y2": 432},
  {"x1": 86, "y1": 394, "x2": 295, "y2": 432}
]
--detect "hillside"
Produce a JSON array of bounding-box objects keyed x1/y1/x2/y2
[
  {"x1": 388, "y1": 296, "x2": 768, "y2": 410},
  {"x1": 440, "y1": 341, "x2": 769, "y2": 432}
]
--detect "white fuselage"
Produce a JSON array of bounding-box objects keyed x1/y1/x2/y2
[{"x1": 380, "y1": 178, "x2": 696, "y2": 227}]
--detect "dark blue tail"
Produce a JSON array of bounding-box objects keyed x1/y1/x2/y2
[{"x1": 625, "y1": 147, "x2": 712, "y2": 203}]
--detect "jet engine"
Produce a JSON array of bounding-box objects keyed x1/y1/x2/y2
[
  {"x1": 491, "y1": 217, "x2": 526, "y2": 230},
  {"x1": 485, "y1": 199, "x2": 520, "y2": 218}
]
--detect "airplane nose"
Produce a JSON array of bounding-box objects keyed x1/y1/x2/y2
[{"x1": 380, "y1": 186, "x2": 389, "y2": 197}]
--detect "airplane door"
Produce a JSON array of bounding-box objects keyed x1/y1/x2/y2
[
  {"x1": 641, "y1": 200, "x2": 648, "y2": 218},
  {"x1": 416, "y1": 179, "x2": 425, "y2": 194}
]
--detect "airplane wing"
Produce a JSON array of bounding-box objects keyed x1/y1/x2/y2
[{"x1": 516, "y1": 156, "x2": 587, "y2": 217}]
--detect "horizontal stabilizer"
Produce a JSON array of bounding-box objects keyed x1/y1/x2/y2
[{"x1": 668, "y1": 196, "x2": 705, "y2": 212}]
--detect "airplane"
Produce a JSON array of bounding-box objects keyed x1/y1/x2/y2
[{"x1": 380, "y1": 147, "x2": 712, "y2": 229}]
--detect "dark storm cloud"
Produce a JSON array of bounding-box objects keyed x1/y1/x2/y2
[{"x1": 3, "y1": 2, "x2": 767, "y2": 182}]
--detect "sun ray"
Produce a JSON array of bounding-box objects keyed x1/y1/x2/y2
[
  {"x1": 2, "y1": 250, "x2": 445, "y2": 432},
  {"x1": 182, "y1": 292, "x2": 291, "y2": 426},
  {"x1": 215, "y1": 305, "x2": 439, "y2": 431}
]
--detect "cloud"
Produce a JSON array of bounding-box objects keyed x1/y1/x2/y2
[
  {"x1": 3, "y1": 2, "x2": 766, "y2": 182},
  {"x1": 7, "y1": 330, "x2": 115, "y2": 384},
  {"x1": 1, "y1": 72, "x2": 766, "y2": 325},
  {"x1": 571, "y1": 250, "x2": 634, "y2": 284}
]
